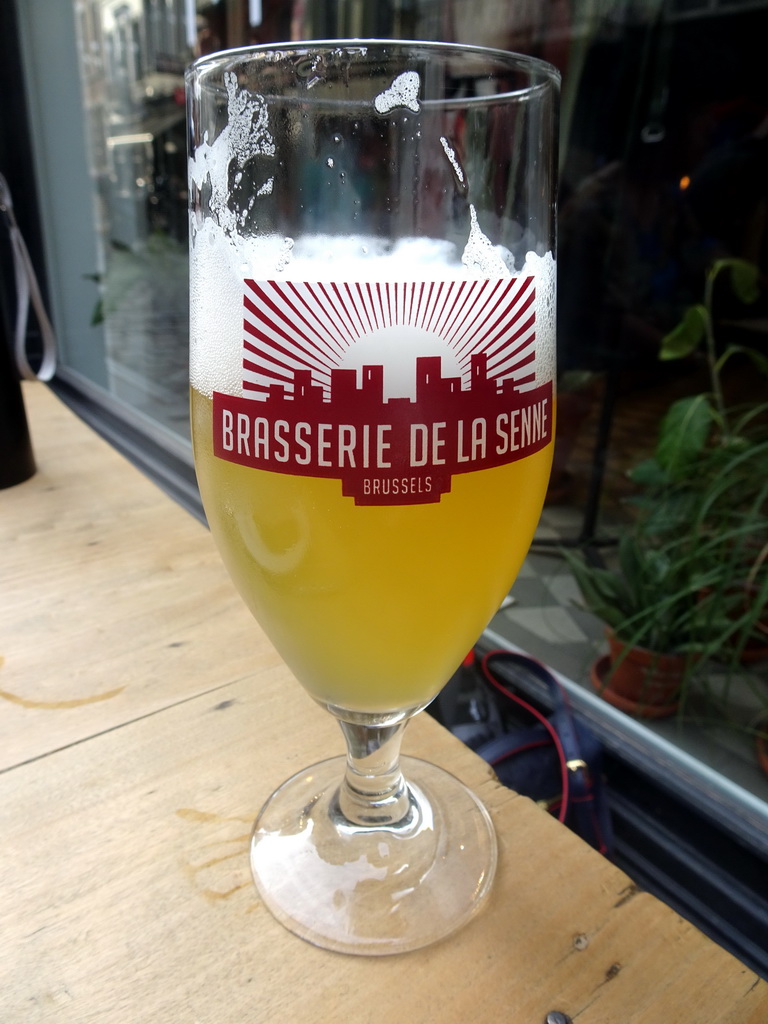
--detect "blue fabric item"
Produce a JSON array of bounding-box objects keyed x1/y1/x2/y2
[{"x1": 473, "y1": 651, "x2": 614, "y2": 857}]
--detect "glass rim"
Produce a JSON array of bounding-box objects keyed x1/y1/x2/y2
[{"x1": 185, "y1": 37, "x2": 561, "y2": 98}]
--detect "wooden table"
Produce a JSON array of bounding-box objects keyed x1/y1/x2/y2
[{"x1": 2, "y1": 383, "x2": 766, "y2": 1023}]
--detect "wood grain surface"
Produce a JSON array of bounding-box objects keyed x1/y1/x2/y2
[{"x1": 1, "y1": 383, "x2": 766, "y2": 1023}]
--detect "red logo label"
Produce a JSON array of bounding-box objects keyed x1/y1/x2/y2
[{"x1": 213, "y1": 278, "x2": 552, "y2": 505}]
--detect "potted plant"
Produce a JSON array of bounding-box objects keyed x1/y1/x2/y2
[
  {"x1": 564, "y1": 257, "x2": 768, "y2": 717},
  {"x1": 562, "y1": 528, "x2": 742, "y2": 718},
  {"x1": 628, "y1": 257, "x2": 768, "y2": 661}
]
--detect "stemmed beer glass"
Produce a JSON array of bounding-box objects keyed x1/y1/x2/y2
[{"x1": 186, "y1": 40, "x2": 558, "y2": 955}]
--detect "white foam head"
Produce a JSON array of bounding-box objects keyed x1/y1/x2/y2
[{"x1": 190, "y1": 230, "x2": 555, "y2": 400}]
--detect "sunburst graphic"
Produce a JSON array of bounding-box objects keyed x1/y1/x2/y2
[{"x1": 242, "y1": 277, "x2": 537, "y2": 400}]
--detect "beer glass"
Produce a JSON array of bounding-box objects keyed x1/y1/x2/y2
[{"x1": 186, "y1": 41, "x2": 558, "y2": 955}]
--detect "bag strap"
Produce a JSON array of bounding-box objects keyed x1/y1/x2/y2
[
  {"x1": 478, "y1": 650, "x2": 571, "y2": 825},
  {"x1": 0, "y1": 173, "x2": 57, "y2": 382},
  {"x1": 478, "y1": 650, "x2": 613, "y2": 856}
]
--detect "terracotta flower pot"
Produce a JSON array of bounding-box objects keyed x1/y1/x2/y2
[{"x1": 590, "y1": 632, "x2": 689, "y2": 719}]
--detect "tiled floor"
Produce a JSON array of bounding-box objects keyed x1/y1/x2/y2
[{"x1": 490, "y1": 504, "x2": 610, "y2": 682}]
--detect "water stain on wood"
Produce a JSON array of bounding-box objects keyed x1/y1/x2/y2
[
  {"x1": 176, "y1": 806, "x2": 255, "y2": 905},
  {"x1": 0, "y1": 673, "x2": 126, "y2": 710}
]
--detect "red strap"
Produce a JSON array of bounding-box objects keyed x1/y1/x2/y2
[{"x1": 479, "y1": 650, "x2": 571, "y2": 824}]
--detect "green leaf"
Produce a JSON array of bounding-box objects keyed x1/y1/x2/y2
[
  {"x1": 655, "y1": 395, "x2": 714, "y2": 477},
  {"x1": 560, "y1": 550, "x2": 624, "y2": 621},
  {"x1": 660, "y1": 305, "x2": 707, "y2": 361},
  {"x1": 627, "y1": 457, "x2": 669, "y2": 487}
]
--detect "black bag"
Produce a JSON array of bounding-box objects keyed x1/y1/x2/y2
[{"x1": 433, "y1": 648, "x2": 613, "y2": 856}]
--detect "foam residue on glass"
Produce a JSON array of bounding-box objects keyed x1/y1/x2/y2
[
  {"x1": 189, "y1": 72, "x2": 555, "y2": 401},
  {"x1": 189, "y1": 71, "x2": 275, "y2": 242},
  {"x1": 439, "y1": 136, "x2": 465, "y2": 186},
  {"x1": 460, "y1": 203, "x2": 557, "y2": 390},
  {"x1": 189, "y1": 70, "x2": 278, "y2": 398},
  {"x1": 373, "y1": 71, "x2": 420, "y2": 114},
  {"x1": 528, "y1": 249, "x2": 557, "y2": 391},
  {"x1": 461, "y1": 205, "x2": 512, "y2": 277}
]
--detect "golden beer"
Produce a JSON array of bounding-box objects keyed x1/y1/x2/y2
[{"x1": 192, "y1": 387, "x2": 553, "y2": 712}]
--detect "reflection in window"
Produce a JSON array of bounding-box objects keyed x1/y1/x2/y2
[{"x1": 64, "y1": 0, "x2": 768, "y2": 545}]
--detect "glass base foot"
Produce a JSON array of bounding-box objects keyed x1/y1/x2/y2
[{"x1": 249, "y1": 755, "x2": 497, "y2": 955}]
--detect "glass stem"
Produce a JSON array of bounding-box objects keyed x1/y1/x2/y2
[{"x1": 336, "y1": 719, "x2": 413, "y2": 828}]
